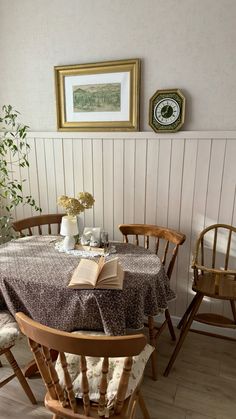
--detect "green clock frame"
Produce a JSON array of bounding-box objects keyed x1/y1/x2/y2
[{"x1": 149, "y1": 89, "x2": 185, "y2": 133}]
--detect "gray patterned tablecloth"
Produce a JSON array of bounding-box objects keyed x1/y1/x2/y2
[{"x1": 0, "y1": 236, "x2": 175, "y2": 335}]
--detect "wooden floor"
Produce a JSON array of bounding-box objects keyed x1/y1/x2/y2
[{"x1": 1, "y1": 328, "x2": 236, "y2": 419}]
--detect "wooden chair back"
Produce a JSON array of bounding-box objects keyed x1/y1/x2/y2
[
  {"x1": 12, "y1": 213, "x2": 65, "y2": 237},
  {"x1": 193, "y1": 223, "x2": 236, "y2": 272},
  {"x1": 16, "y1": 312, "x2": 147, "y2": 419},
  {"x1": 192, "y1": 223, "x2": 236, "y2": 298},
  {"x1": 119, "y1": 224, "x2": 186, "y2": 279}
]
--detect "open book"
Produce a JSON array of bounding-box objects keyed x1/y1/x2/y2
[{"x1": 68, "y1": 256, "x2": 124, "y2": 290}]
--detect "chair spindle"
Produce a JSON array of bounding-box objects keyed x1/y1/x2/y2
[
  {"x1": 80, "y1": 355, "x2": 90, "y2": 416},
  {"x1": 115, "y1": 356, "x2": 133, "y2": 414},
  {"x1": 29, "y1": 339, "x2": 57, "y2": 399},
  {"x1": 59, "y1": 352, "x2": 77, "y2": 412},
  {"x1": 98, "y1": 357, "x2": 109, "y2": 414}
]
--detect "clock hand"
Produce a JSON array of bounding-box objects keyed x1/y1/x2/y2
[{"x1": 162, "y1": 105, "x2": 171, "y2": 117}]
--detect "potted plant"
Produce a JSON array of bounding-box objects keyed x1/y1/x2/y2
[{"x1": 0, "y1": 105, "x2": 41, "y2": 244}]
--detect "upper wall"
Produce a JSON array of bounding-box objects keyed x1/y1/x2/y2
[{"x1": 0, "y1": 0, "x2": 236, "y2": 131}]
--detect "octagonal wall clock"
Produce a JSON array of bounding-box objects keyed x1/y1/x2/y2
[{"x1": 149, "y1": 89, "x2": 185, "y2": 133}]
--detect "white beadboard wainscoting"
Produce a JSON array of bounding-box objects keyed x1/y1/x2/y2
[{"x1": 14, "y1": 131, "x2": 236, "y2": 321}]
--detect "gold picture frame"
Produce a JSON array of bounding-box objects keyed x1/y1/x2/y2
[{"x1": 54, "y1": 59, "x2": 140, "y2": 131}]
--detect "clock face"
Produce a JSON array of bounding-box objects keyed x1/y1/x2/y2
[
  {"x1": 154, "y1": 98, "x2": 180, "y2": 126},
  {"x1": 149, "y1": 89, "x2": 185, "y2": 133}
]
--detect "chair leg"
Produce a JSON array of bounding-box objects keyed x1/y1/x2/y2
[
  {"x1": 177, "y1": 293, "x2": 198, "y2": 329},
  {"x1": 165, "y1": 308, "x2": 176, "y2": 341},
  {"x1": 4, "y1": 349, "x2": 37, "y2": 404},
  {"x1": 164, "y1": 293, "x2": 203, "y2": 377},
  {"x1": 138, "y1": 391, "x2": 151, "y2": 419},
  {"x1": 230, "y1": 300, "x2": 236, "y2": 323},
  {"x1": 147, "y1": 316, "x2": 158, "y2": 380}
]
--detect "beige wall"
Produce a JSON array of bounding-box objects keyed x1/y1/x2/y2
[{"x1": 0, "y1": 0, "x2": 236, "y2": 131}]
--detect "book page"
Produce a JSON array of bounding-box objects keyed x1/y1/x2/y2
[
  {"x1": 98, "y1": 257, "x2": 118, "y2": 282},
  {"x1": 97, "y1": 263, "x2": 124, "y2": 289},
  {"x1": 68, "y1": 258, "x2": 100, "y2": 287},
  {"x1": 97, "y1": 255, "x2": 105, "y2": 276}
]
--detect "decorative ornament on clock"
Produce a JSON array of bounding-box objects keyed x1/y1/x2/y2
[{"x1": 149, "y1": 89, "x2": 185, "y2": 133}]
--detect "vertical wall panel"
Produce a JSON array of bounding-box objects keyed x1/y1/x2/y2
[
  {"x1": 103, "y1": 139, "x2": 114, "y2": 239},
  {"x1": 145, "y1": 139, "x2": 159, "y2": 224},
  {"x1": 35, "y1": 138, "x2": 48, "y2": 213},
  {"x1": 44, "y1": 138, "x2": 57, "y2": 214},
  {"x1": 27, "y1": 137, "x2": 40, "y2": 216},
  {"x1": 53, "y1": 138, "x2": 65, "y2": 199},
  {"x1": 156, "y1": 140, "x2": 172, "y2": 226},
  {"x1": 167, "y1": 139, "x2": 185, "y2": 314},
  {"x1": 204, "y1": 140, "x2": 226, "y2": 225},
  {"x1": 92, "y1": 139, "x2": 104, "y2": 230},
  {"x1": 176, "y1": 139, "x2": 198, "y2": 317},
  {"x1": 73, "y1": 139, "x2": 84, "y2": 193},
  {"x1": 168, "y1": 139, "x2": 185, "y2": 231},
  {"x1": 63, "y1": 139, "x2": 74, "y2": 197},
  {"x1": 190, "y1": 139, "x2": 211, "y2": 312},
  {"x1": 7, "y1": 150, "x2": 23, "y2": 220},
  {"x1": 19, "y1": 140, "x2": 33, "y2": 219},
  {"x1": 204, "y1": 140, "x2": 226, "y2": 315},
  {"x1": 81, "y1": 139, "x2": 94, "y2": 229},
  {"x1": 14, "y1": 133, "x2": 236, "y2": 318},
  {"x1": 113, "y1": 139, "x2": 124, "y2": 240},
  {"x1": 134, "y1": 140, "x2": 147, "y2": 223},
  {"x1": 124, "y1": 140, "x2": 135, "y2": 224}
]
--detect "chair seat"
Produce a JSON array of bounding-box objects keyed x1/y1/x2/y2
[
  {"x1": 193, "y1": 273, "x2": 236, "y2": 300},
  {"x1": 0, "y1": 311, "x2": 21, "y2": 351}
]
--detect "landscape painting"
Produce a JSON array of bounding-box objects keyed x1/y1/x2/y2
[
  {"x1": 73, "y1": 83, "x2": 121, "y2": 112},
  {"x1": 55, "y1": 59, "x2": 140, "y2": 130}
]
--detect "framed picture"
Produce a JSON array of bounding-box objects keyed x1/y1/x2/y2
[{"x1": 54, "y1": 58, "x2": 140, "y2": 131}]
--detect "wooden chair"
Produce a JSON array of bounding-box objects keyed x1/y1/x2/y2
[
  {"x1": 12, "y1": 213, "x2": 65, "y2": 237},
  {"x1": 118, "y1": 224, "x2": 186, "y2": 380},
  {"x1": 16, "y1": 312, "x2": 152, "y2": 419},
  {"x1": 164, "y1": 223, "x2": 236, "y2": 377},
  {"x1": 0, "y1": 311, "x2": 36, "y2": 404}
]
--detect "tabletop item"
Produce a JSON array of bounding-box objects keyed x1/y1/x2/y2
[
  {"x1": 60, "y1": 215, "x2": 79, "y2": 250},
  {"x1": 0, "y1": 236, "x2": 175, "y2": 336},
  {"x1": 81, "y1": 227, "x2": 101, "y2": 247},
  {"x1": 68, "y1": 256, "x2": 124, "y2": 290},
  {"x1": 149, "y1": 88, "x2": 185, "y2": 133},
  {"x1": 56, "y1": 241, "x2": 107, "y2": 257},
  {"x1": 101, "y1": 230, "x2": 109, "y2": 253}
]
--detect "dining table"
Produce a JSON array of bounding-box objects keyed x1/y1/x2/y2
[{"x1": 0, "y1": 235, "x2": 176, "y2": 336}]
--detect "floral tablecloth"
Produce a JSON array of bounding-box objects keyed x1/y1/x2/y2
[{"x1": 0, "y1": 236, "x2": 175, "y2": 335}]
